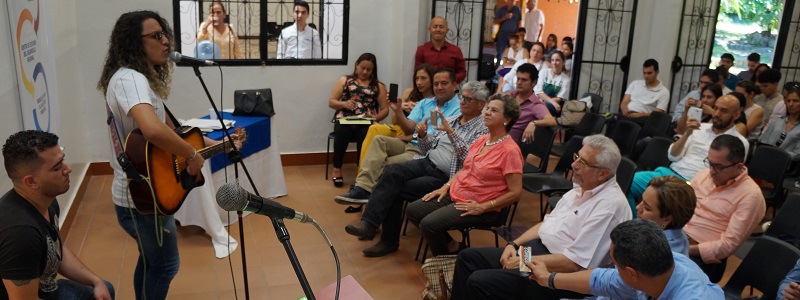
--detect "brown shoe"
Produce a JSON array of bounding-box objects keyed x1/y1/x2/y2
[
  {"x1": 345, "y1": 221, "x2": 377, "y2": 240},
  {"x1": 363, "y1": 241, "x2": 398, "y2": 257}
]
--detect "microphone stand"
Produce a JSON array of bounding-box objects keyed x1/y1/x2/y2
[{"x1": 191, "y1": 66, "x2": 316, "y2": 300}]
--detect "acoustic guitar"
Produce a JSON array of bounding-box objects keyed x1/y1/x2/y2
[{"x1": 124, "y1": 126, "x2": 246, "y2": 215}]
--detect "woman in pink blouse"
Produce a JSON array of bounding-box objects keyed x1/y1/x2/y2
[{"x1": 406, "y1": 93, "x2": 524, "y2": 256}]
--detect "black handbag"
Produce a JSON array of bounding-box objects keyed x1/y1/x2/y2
[{"x1": 233, "y1": 88, "x2": 275, "y2": 116}]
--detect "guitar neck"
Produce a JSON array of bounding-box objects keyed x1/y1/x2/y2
[{"x1": 199, "y1": 140, "x2": 233, "y2": 159}]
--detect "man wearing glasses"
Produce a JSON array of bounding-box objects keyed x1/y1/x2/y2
[
  {"x1": 277, "y1": 0, "x2": 321, "y2": 59},
  {"x1": 0, "y1": 131, "x2": 114, "y2": 299},
  {"x1": 684, "y1": 135, "x2": 765, "y2": 283},
  {"x1": 451, "y1": 135, "x2": 632, "y2": 299},
  {"x1": 628, "y1": 94, "x2": 749, "y2": 216}
]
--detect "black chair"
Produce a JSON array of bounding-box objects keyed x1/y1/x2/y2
[
  {"x1": 551, "y1": 113, "x2": 606, "y2": 157},
  {"x1": 521, "y1": 136, "x2": 583, "y2": 220},
  {"x1": 520, "y1": 126, "x2": 556, "y2": 173},
  {"x1": 748, "y1": 145, "x2": 791, "y2": 218},
  {"x1": 547, "y1": 156, "x2": 637, "y2": 212},
  {"x1": 637, "y1": 111, "x2": 672, "y2": 140},
  {"x1": 724, "y1": 236, "x2": 800, "y2": 300},
  {"x1": 635, "y1": 136, "x2": 673, "y2": 172},
  {"x1": 735, "y1": 192, "x2": 800, "y2": 259},
  {"x1": 605, "y1": 120, "x2": 641, "y2": 158},
  {"x1": 583, "y1": 92, "x2": 603, "y2": 114}
]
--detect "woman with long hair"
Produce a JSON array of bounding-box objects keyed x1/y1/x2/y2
[
  {"x1": 561, "y1": 41, "x2": 574, "y2": 73},
  {"x1": 544, "y1": 33, "x2": 558, "y2": 56},
  {"x1": 736, "y1": 80, "x2": 764, "y2": 139},
  {"x1": 498, "y1": 42, "x2": 546, "y2": 92},
  {"x1": 534, "y1": 50, "x2": 571, "y2": 115},
  {"x1": 497, "y1": 35, "x2": 529, "y2": 77},
  {"x1": 675, "y1": 82, "x2": 723, "y2": 134},
  {"x1": 328, "y1": 53, "x2": 389, "y2": 187},
  {"x1": 759, "y1": 88, "x2": 800, "y2": 159},
  {"x1": 197, "y1": 1, "x2": 244, "y2": 59}
]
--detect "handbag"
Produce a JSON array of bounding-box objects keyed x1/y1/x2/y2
[
  {"x1": 421, "y1": 254, "x2": 457, "y2": 300},
  {"x1": 557, "y1": 100, "x2": 587, "y2": 127},
  {"x1": 233, "y1": 88, "x2": 275, "y2": 117}
]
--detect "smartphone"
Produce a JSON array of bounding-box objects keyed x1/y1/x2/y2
[
  {"x1": 687, "y1": 106, "x2": 703, "y2": 122},
  {"x1": 223, "y1": 15, "x2": 230, "y2": 24},
  {"x1": 518, "y1": 246, "x2": 532, "y2": 277},
  {"x1": 389, "y1": 83, "x2": 398, "y2": 103},
  {"x1": 430, "y1": 110, "x2": 439, "y2": 127}
]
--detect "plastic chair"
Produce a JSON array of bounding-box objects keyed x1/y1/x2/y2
[
  {"x1": 521, "y1": 136, "x2": 583, "y2": 220},
  {"x1": 520, "y1": 126, "x2": 556, "y2": 173},
  {"x1": 605, "y1": 120, "x2": 641, "y2": 158},
  {"x1": 551, "y1": 113, "x2": 606, "y2": 157},
  {"x1": 724, "y1": 236, "x2": 800, "y2": 300},
  {"x1": 637, "y1": 111, "x2": 672, "y2": 140},
  {"x1": 635, "y1": 136, "x2": 673, "y2": 172},
  {"x1": 748, "y1": 145, "x2": 791, "y2": 218}
]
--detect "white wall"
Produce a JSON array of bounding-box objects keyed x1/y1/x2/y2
[{"x1": 627, "y1": 0, "x2": 683, "y2": 97}]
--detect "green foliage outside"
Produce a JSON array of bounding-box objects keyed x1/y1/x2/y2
[
  {"x1": 711, "y1": 0, "x2": 782, "y2": 72},
  {"x1": 720, "y1": 0, "x2": 783, "y2": 31}
]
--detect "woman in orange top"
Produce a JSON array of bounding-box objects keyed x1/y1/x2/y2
[{"x1": 197, "y1": 1, "x2": 244, "y2": 59}]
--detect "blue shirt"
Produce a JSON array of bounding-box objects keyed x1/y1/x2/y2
[
  {"x1": 778, "y1": 259, "x2": 800, "y2": 300},
  {"x1": 664, "y1": 229, "x2": 689, "y2": 256},
  {"x1": 589, "y1": 252, "x2": 723, "y2": 300},
  {"x1": 407, "y1": 95, "x2": 462, "y2": 135},
  {"x1": 495, "y1": 5, "x2": 521, "y2": 33}
]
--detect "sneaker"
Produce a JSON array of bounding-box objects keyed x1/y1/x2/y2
[{"x1": 335, "y1": 186, "x2": 370, "y2": 205}]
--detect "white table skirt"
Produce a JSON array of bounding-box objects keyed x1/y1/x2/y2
[{"x1": 175, "y1": 122, "x2": 287, "y2": 258}]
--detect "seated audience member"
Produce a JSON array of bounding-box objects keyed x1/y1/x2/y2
[
  {"x1": 737, "y1": 53, "x2": 760, "y2": 81},
  {"x1": 416, "y1": 17, "x2": 466, "y2": 83},
  {"x1": 628, "y1": 94, "x2": 748, "y2": 214},
  {"x1": 0, "y1": 130, "x2": 114, "y2": 299},
  {"x1": 754, "y1": 69, "x2": 784, "y2": 128},
  {"x1": 497, "y1": 35, "x2": 528, "y2": 77},
  {"x1": 636, "y1": 176, "x2": 697, "y2": 255},
  {"x1": 674, "y1": 82, "x2": 723, "y2": 134},
  {"x1": 759, "y1": 88, "x2": 800, "y2": 159},
  {"x1": 736, "y1": 80, "x2": 764, "y2": 139},
  {"x1": 544, "y1": 34, "x2": 558, "y2": 57},
  {"x1": 684, "y1": 135, "x2": 766, "y2": 283},
  {"x1": 717, "y1": 53, "x2": 739, "y2": 90},
  {"x1": 450, "y1": 135, "x2": 632, "y2": 300},
  {"x1": 608, "y1": 59, "x2": 669, "y2": 134},
  {"x1": 342, "y1": 84, "x2": 489, "y2": 257},
  {"x1": 197, "y1": 1, "x2": 244, "y2": 59},
  {"x1": 534, "y1": 50, "x2": 570, "y2": 116},
  {"x1": 561, "y1": 41, "x2": 573, "y2": 73},
  {"x1": 731, "y1": 92, "x2": 750, "y2": 137},
  {"x1": 515, "y1": 28, "x2": 527, "y2": 45},
  {"x1": 672, "y1": 69, "x2": 732, "y2": 123},
  {"x1": 753, "y1": 63, "x2": 771, "y2": 83},
  {"x1": 276, "y1": 0, "x2": 321, "y2": 59},
  {"x1": 498, "y1": 42, "x2": 546, "y2": 92},
  {"x1": 357, "y1": 63, "x2": 436, "y2": 167},
  {"x1": 526, "y1": 219, "x2": 723, "y2": 299},
  {"x1": 335, "y1": 80, "x2": 483, "y2": 208},
  {"x1": 406, "y1": 93, "x2": 524, "y2": 256},
  {"x1": 779, "y1": 259, "x2": 800, "y2": 300},
  {"x1": 769, "y1": 81, "x2": 800, "y2": 127},
  {"x1": 562, "y1": 36, "x2": 573, "y2": 44},
  {"x1": 506, "y1": 63, "x2": 557, "y2": 143},
  {"x1": 327, "y1": 53, "x2": 389, "y2": 187}
]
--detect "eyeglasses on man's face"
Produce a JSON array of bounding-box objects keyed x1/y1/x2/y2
[
  {"x1": 573, "y1": 153, "x2": 603, "y2": 169},
  {"x1": 703, "y1": 157, "x2": 738, "y2": 172}
]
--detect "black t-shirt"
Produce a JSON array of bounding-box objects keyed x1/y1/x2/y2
[{"x1": 0, "y1": 190, "x2": 61, "y2": 300}]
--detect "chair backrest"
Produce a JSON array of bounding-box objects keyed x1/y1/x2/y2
[
  {"x1": 606, "y1": 120, "x2": 641, "y2": 157},
  {"x1": 573, "y1": 113, "x2": 607, "y2": 137},
  {"x1": 582, "y1": 92, "x2": 603, "y2": 114},
  {"x1": 553, "y1": 136, "x2": 583, "y2": 177},
  {"x1": 767, "y1": 192, "x2": 800, "y2": 245},
  {"x1": 748, "y1": 145, "x2": 791, "y2": 201},
  {"x1": 615, "y1": 157, "x2": 637, "y2": 195},
  {"x1": 724, "y1": 236, "x2": 800, "y2": 299},
  {"x1": 520, "y1": 126, "x2": 557, "y2": 171},
  {"x1": 636, "y1": 136, "x2": 673, "y2": 172},
  {"x1": 638, "y1": 111, "x2": 672, "y2": 139}
]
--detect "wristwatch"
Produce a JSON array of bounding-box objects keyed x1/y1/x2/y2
[
  {"x1": 506, "y1": 241, "x2": 519, "y2": 250},
  {"x1": 412, "y1": 132, "x2": 419, "y2": 139}
]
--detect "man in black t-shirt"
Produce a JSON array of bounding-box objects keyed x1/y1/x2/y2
[{"x1": 0, "y1": 130, "x2": 113, "y2": 300}]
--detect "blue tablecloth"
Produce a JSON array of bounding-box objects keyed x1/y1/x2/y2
[{"x1": 204, "y1": 112, "x2": 271, "y2": 172}]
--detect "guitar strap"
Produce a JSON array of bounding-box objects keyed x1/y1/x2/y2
[
  {"x1": 163, "y1": 104, "x2": 180, "y2": 129},
  {"x1": 105, "y1": 102, "x2": 143, "y2": 181}
]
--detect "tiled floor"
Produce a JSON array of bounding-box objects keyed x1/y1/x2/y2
[{"x1": 64, "y1": 162, "x2": 748, "y2": 299}]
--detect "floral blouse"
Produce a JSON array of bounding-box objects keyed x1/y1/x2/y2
[{"x1": 335, "y1": 78, "x2": 380, "y2": 118}]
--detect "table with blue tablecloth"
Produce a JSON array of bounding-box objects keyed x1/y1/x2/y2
[{"x1": 175, "y1": 112, "x2": 287, "y2": 258}]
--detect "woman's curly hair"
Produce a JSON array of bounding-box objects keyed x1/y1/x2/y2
[{"x1": 97, "y1": 10, "x2": 174, "y2": 99}]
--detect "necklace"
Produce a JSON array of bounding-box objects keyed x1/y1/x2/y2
[{"x1": 485, "y1": 135, "x2": 509, "y2": 146}]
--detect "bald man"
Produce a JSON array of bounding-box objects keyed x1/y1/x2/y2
[{"x1": 415, "y1": 17, "x2": 466, "y2": 83}]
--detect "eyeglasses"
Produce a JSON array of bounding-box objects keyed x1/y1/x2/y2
[
  {"x1": 141, "y1": 31, "x2": 166, "y2": 41},
  {"x1": 461, "y1": 95, "x2": 477, "y2": 103},
  {"x1": 573, "y1": 153, "x2": 603, "y2": 169},
  {"x1": 703, "y1": 157, "x2": 738, "y2": 172},
  {"x1": 777, "y1": 132, "x2": 787, "y2": 147}
]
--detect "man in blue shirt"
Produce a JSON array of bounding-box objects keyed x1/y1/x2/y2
[
  {"x1": 527, "y1": 219, "x2": 723, "y2": 299},
  {"x1": 778, "y1": 259, "x2": 800, "y2": 300},
  {"x1": 494, "y1": 0, "x2": 521, "y2": 68}
]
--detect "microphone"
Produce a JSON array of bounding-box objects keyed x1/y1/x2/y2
[
  {"x1": 169, "y1": 51, "x2": 216, "y2": 66},
  {"x1": 216, "y1": 182, "x2": 311, "y2": 223}
]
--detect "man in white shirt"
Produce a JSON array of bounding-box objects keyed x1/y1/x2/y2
[
  {"x1": 450, "y1": 135, "x2": 632, "y2": 300},
  {"x1": 523, "y1": 0, "x2": 544, "y2": 43},
  {"x1": 619, "y1": 59, "x2": 669, "y2": 122},
  {"x1": 277, "y1": 1, "x2": 321, "y2": 59}
]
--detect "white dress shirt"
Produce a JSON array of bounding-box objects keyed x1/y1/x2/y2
[{"x1": 277, "y1": 23, "x2": 321, "y2": 59}]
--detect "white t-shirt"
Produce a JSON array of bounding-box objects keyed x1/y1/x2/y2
[
  {"x1": 668, "y1": 123, "x2": 749, "y2": 180},
  {"x1": 106, "y1": 68, "x2": 167, "y2": 208},
  {"x1": 624, "y1": 79, "x2": 669, "y2": 113},
  {"x1": 534, "y1": 68, "x2": 570, "y2": 99},
  {"x1": 503, "y1": 60, "x2": 547, "y2": 91},
  {"x1": 277, "y1": 23, "x2": 321, "y2": 59},
  {"x1": 523, "y1": 8, "x2": 545, "y2": 42}
]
